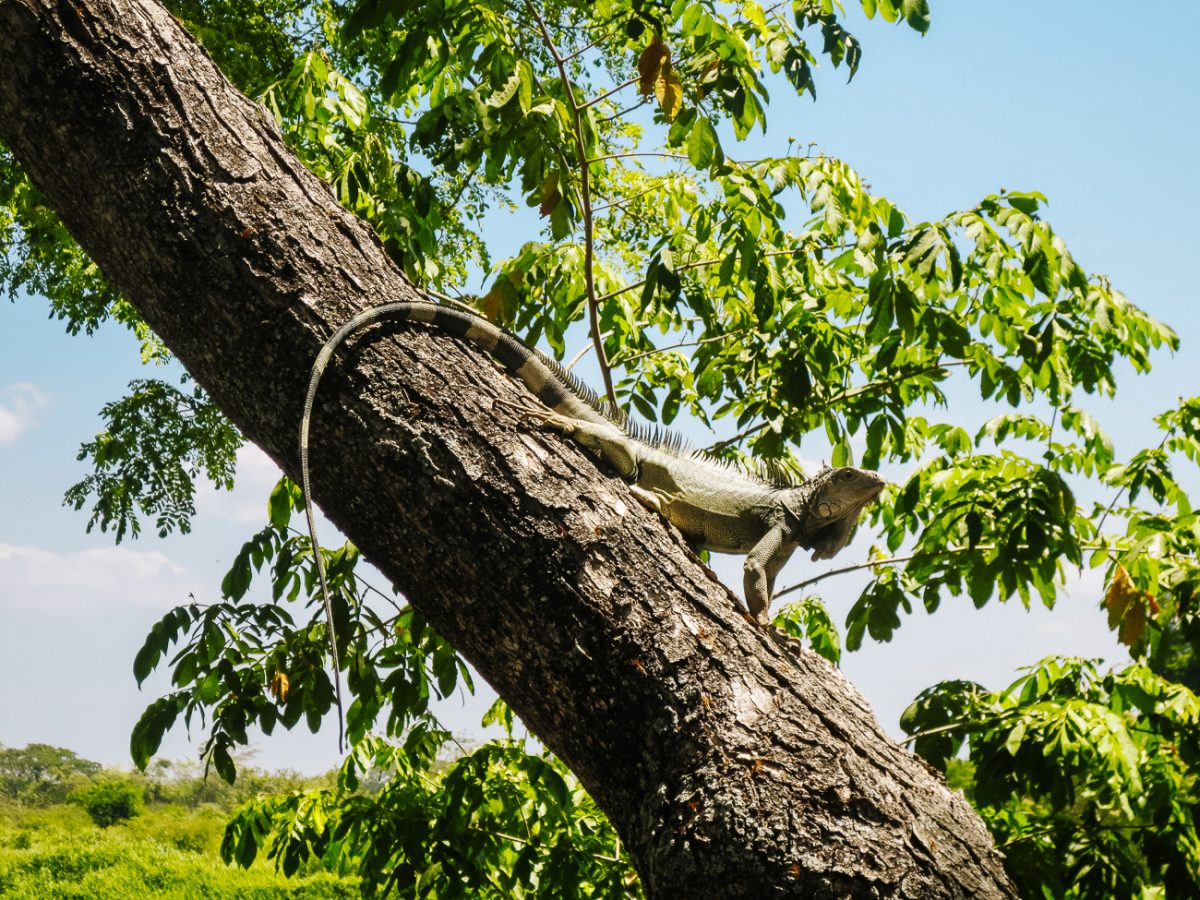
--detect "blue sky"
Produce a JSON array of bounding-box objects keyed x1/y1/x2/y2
[{"x1": 2, "y1": 3, "x2": 1199, "y2": 774}]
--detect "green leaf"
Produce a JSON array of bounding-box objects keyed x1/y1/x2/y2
[
  {"x1": 130, "y1": 694, "x2": 183, "y2": 769},
  {"x1": 901, "y1": 0, "x2": 931, "y2": 34},
  {"x1": 782, "y1": 47, "x2": 816, "y2": 99},
  {"x1": 630, "y1": 391, "x2": 657, "y2": 422},
  {"x1": 268, "y1": 478, "x2": 292, "y2": 528},
  {"x1": 686, "y1": 116, "x2": 719, "y2": 168},
  {"x1": 211, "y1": 742, "x2": 237, "y2": 784},
  {"x1": 1004, "y1": 720, "x2": 1026, "y2": 755}
]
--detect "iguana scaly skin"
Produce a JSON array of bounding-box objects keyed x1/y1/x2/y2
[{"x1": 300, "y1": 301, "x2": 886, "y2": 739}]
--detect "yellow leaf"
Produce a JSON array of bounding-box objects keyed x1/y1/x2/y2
[
  {"x1": 270, "y1": 671, "x2": 290, "y2": 702},
  {"x1": 1104, "y1": 564, "x2": 1153, "y2": 647},
  {"x1": 637, "y1": 37, "x2": 670, "y2": 97},
  {"x1": 481, "y1": 281, "x2": 506, "y2": 323},
  {"x1": 479, "y1": 276, "x2": 520, "y2": 326},
  {"x1": 655, "y1": 71, "x2": 683, "y2": 121}
]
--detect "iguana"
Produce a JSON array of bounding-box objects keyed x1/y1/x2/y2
[{"x1": 300, "y1": 300, "x2": 886, "y2": 743}]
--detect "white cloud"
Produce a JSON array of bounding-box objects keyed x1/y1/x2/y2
[
  {"x1": 0, "y1": 383, "x2": 51, "y2": 445},
  {"x1": 0, "y1": 542, "x2": 193, "y2": 612}
]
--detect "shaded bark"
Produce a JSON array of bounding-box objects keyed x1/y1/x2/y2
[{"x1": 0, "y1": 1, "x2": 1016, "y2": 896}]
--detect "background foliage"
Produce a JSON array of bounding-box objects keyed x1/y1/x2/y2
[
  {"x1": 2, "y1": 0, "x2": 1198, "y2": 895},
  {"x1": 0, "y1": 744, "x2": 355, "y2": 898}
]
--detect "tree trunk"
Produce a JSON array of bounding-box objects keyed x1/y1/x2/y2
[{"x1": 0, "y1": 1, "x2": 1015, "y2": 895}]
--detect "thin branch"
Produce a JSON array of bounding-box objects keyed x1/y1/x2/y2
[
  {"x1": 466, "y1": 824, "x2": 623, "y2": 864},
  {"x1": 588, "y1": 151, "x2": 690, "y2": 165},
  {"x1": 705, "y1": 421, "x2": 770, "y2": 454},
  {"x1": 560, "y1": 23, "x2": 622, "y2": 63},
  {"x1": 610, "y1": 330, "x2": 747, "y2": 367},
  {"x1": 898, "y1": 720, "x2": 980, "y2": 746},
  {"x1": 826, "y1": 360, "x2": 970, "y2": 406},
  {"x1": 996, "y1": 820, "x2": 1170, "y2": 849},
  {"x1": 288, "y1": 524, "x2": 408, "y2": 615},
  {"x1": 702, "y1": 358, "x2": 973, "y2": 455},
  {"x1": 371, "y1": 113, "x2": 420, "y2": 127},
  {"x1": 591, "y1": 182, "x2": 667, "y2": 215},
  {"x1": 596, "y1": 97, "x2": 649, "y2": 124},
  {"x1": 445, "y1": 165, "x2": 479, "y2": 215},
  {"x1": 1096, "y1": 431, "x2": 1171, "y2": 534},
  {"x1": 778, "y1": 539, "x2": 1118, "y2": 598},
  {"x1": 774, "y1": 545, "x2": 998, "y2": 600},
  {"x1": 594, "y1": 246, "x2": 813, "y2": 304},
  {"x1": 579, "y1": 75, "x2": 639, "y2": 111},
  {"x1": 525, "y1": 0, "x2": 617, "y2": 408},
  {"x1": 564, "y1": 329, "x2": 612, "y2": 372}
]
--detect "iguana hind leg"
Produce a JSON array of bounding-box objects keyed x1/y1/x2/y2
[
  {"x1": 629, "y1": 484, "x2": 666, "y2": 513},
  {"x1": 494, "y1": 395, "x2": 640, "y2": 480}
]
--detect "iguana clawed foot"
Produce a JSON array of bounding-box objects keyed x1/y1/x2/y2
[{"x1": 493, "y1": 395, "x2": 571, "y2": 432}]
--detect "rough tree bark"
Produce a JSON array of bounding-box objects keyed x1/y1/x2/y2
[{"x1": 0, "y1": 1, "x2": 1016, "y2": 896}]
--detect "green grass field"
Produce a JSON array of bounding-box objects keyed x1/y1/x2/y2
[{"x1": 0, "y1": 803, "x2": 359, "y2": 899}]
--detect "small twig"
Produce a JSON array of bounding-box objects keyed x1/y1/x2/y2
[
  {"x1": 465, "y1": 824, "x2": 623, "y2": 864},
  {"x1": 610, "y1": 330, "x2": 746, "y2": 367},
  {"x1": 826, "y1": 360, "x2": 968, "y2": 406},
  {"x1": 596, "y1": 97, "x2": 649, "y2": 123},
  {"x1": 579, "y1": 75, "x2": 639, "y2": 110},
  {"x1": 564, "y1": 329, "x2": 613, "y2": 372},
  {"x1": 898, "y1": 720, "x2": 979, "y2": 746},
  {"x1": 560, "y1": 22, "x2": 622, "y2": 62},
  {"x1": 774, "y1": 545, "x2": 998, "y2": 600},
  {"x1": 1095, "y1": 431, "x2": 1171, "y2": 534},
  {"x1": 591, "y1": 182, "x2": 668, "y2": 215},
  {"x1": 595, "y1": 246, "x2": 812, "y2": 304},
  {"x1": 705, "y1": 421, "x2": 770, "y2": 454},
  {"x1": 588, "y1": 151, "x2": 690, "y2": 165}
]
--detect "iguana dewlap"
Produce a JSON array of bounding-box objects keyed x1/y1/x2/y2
[{"x1": 301, "y1": 301, "x2": 886, "y2": 629}]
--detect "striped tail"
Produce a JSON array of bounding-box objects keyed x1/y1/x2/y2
[{"x1": 298, "y1": 300, "x2": 616, "y2": 751}]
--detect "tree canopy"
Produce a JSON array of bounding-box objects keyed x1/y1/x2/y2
[{"x1": 1, "y1": 0, "x2": 1198, "y2": 896}]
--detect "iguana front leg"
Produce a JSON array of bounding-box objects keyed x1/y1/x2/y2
[{"x1": 744, "y1": 525, "x2": 796, "y2": 625}]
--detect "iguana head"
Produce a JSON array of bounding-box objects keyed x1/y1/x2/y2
[{"x1": 780, "y1": 466, "x2": 887, "y2": 561}]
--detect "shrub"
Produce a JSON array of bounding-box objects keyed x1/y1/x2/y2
[{"x1": 69, "y1": 779, "x2": 144, "y2": 828}]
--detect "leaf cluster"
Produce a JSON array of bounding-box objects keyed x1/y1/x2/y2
[
  {"x1": 902, "y1": 659, "x2": 1200, "y2": 898},
  {"x1": 64, "y1": 377, "x2": 241, "y2": 541},
  {"x1": 222, "y1": 735, "x2": 637, "y2": 897},
  {"x1": 131, "y1": 479, "x2": 470, "y2": 783}
]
